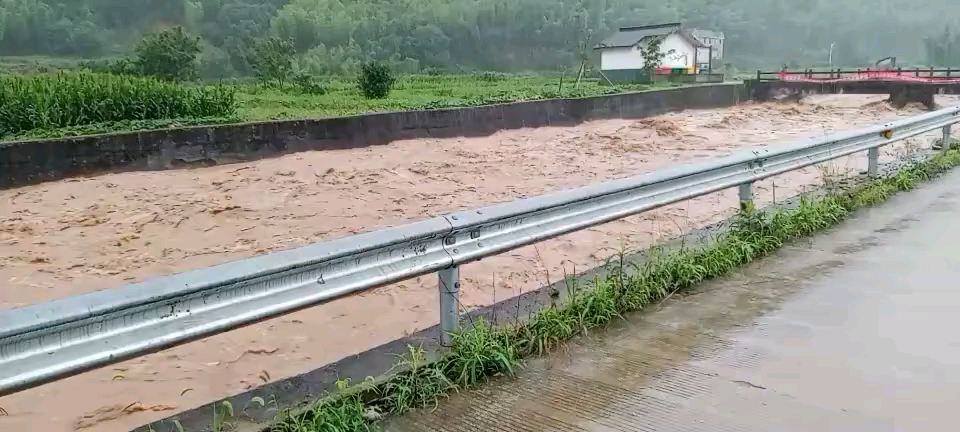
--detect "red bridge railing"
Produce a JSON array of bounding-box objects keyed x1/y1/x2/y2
[{"x1": 756, "y1": 68, "x2": 960, "y2": 84}]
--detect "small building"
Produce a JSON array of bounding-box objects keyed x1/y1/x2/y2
[
  {"x1": 689, "y1": 28, "x2": 725, "y2": 60},
  {"x1": 594, "y1": 23, "x2": 723, "y2": 84}
]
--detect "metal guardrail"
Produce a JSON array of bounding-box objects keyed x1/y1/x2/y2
[{"x1": 1, "y1": 106, "x2": 959, "y2": 398}]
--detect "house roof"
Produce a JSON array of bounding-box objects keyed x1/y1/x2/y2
[
  {"x1": 677, "y1": 30, "x2": 707, "y2": 48},
  {"x1": 595, "y1": 22, "x2": 705, "y2": 50}
]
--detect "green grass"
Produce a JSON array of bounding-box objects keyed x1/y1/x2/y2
[
  {"x1": 232, "y1": 74, "x2": 667, "y2": 121},
  {"x1": 251, "y1": 148, "x2": 960, "y2": 432},
  {"x1": 0, "y1": 72, "x2": 675, "y2": 141},
  {"x1": 7, "y1": 117, "x2": 240, "y2": 141}
]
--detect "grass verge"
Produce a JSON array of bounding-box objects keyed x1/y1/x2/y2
[
  {"x1": 245, "y1": 149, "x2": 960, "y2": 432},
  {"x1": 3, "y1": 117, "x2": 242, "y2": 142}
]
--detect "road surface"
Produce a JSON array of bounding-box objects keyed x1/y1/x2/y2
[{"x1": 386, "y1": 159, "x2": 960, "y2": 431}]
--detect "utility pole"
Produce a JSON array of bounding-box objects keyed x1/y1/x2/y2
[{"x1": 829, "y1": 42, "x2": 835, "y2": 67}]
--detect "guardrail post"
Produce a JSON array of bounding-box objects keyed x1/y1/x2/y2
[
  {"x1": 867, "y1": 148, "x2": 879, "y2": 177},
  {"x1": 438, "y1": 265, "x2": 460, "y2": 345},
  {"x1": 738, "y1": 182, "x2": 753, "y2": 211},
  {"x1": 944, "y1": 124, "x2": 953, "y2": 153}
]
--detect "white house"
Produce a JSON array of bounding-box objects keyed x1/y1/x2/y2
[{"x1": 594, "y1": 23, "x2": 723, "y2": 82}]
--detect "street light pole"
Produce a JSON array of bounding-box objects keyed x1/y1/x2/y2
[{"x1": 829, "y1": 42, "x2": 835, "y2": 67}]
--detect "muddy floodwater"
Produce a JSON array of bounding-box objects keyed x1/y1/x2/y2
[{"x1": 0, "y1": 95, "x2": 953, "y2": 431}]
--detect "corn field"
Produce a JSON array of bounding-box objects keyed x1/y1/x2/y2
[{"x1": 0, "y1": 72, "x2": 237, "y2": 137}]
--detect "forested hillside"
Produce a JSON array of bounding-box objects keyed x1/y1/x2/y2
[{"x1": 1, "y1": 0, "x2": 959, "y2": 76}]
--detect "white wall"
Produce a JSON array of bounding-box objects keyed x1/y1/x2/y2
[
  {"x1": 599, "y1": 33, "x2": 695, "y2": 70},
  {"x1": 659, "y1": 33, "x2": 695, "y2": 68},
  {"x1": 698, "y1": 35, "x2": 723, "y2": 59},
  {"x1": 600, "y1": 47, "x2": 641, "y2": 70},
  {"x1": 696, "y1": 47, "x2": 712, "y2": 65}
]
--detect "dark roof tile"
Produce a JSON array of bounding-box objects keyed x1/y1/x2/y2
[
  {"x1": 596, "y1": 23, "x2": 706, "y2": 49},
  {"x1": 596, "y1": 23, "x2": 681, "y2": 48}
]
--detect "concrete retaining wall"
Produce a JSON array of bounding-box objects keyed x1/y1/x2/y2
[{"x1": 0, "y1": 83, "x2": 746, "y2": 190}]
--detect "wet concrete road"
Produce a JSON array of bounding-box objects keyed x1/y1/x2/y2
[{"x1": 385, "y1": 168, "x2": 960, "y2": 432}]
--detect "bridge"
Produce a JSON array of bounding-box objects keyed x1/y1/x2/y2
[
  {"x1": 386, "y1": 167, "x2": 960, "y2": 431},
  {"x1": 747, "y1": 68, "x2": 960, "y2": 109}
]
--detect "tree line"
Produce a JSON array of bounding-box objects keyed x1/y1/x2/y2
[
  {"x1": 90, "y1": 26, "x2": 393, "y2": 99},
  {"x1": 2, "y1": 0, "x2": 960, "y2": 77}
]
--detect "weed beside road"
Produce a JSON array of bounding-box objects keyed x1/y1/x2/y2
[{"x1": 254, "y1": 148, "x2": 960, "y2": 432}]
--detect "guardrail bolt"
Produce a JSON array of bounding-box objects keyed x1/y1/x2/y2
[
  {"x1": 438, "y1": 265, "x2": 461, "y2": 346},
  {"x1": 867, "y1": 148, "x2": 880, "y2": 177},
  {"x1": 738, "y1": 182, "x2": 754, "y2": 212}
]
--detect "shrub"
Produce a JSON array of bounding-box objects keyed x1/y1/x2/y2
[
  {"x1": 423, "y1": 67, "x2": 447, "y2": 76},
  {"x1": 357, "y1": 62, "x2": 395, "y2": 99},
  {"x1": 291, "y1": 72, "x2": 327, "y2": 95},
  {"x1": 477, "y1": 71, "x2": 508, "y2": 82},
  {"x1": 134, "y1": 26, "x2": 202, "y2": 82},
  {"x1": 78, "y1": 58, "x2": 138, "y2": 76}
]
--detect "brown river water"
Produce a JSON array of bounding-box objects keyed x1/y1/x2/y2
[{"x1": 0, "y1": 94, "x2": 953, "y2": 431}]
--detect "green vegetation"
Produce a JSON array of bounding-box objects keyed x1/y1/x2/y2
[
  {"x1": 10, "y1": 0, "x2": 959, "y2": 140},
  {"x1": 640, "y1": 35, "x2": 666, "y2": 77},
  {"x1": 0, "y1": 24, "x2": 681, "y2": 141},
  {"x1": 0, "y1": 22, "x2": 674, "y2": 141},
  {"x1": 244, "y1": 148, "x2": 960, "y2": 432},
  {"x1": 133, "y1": 26, "x2": 203, "y2": 82},
  {"x1": 250, "y1": 37, "x2": 297, "y2": 89},
  {"x1": 0, "y1": 72, "x2": 236, "y2": 138},
  {"x1": 230, "y1": 71, "x2": 648, "y2": 119},
  {"x1": 1, "y1": 73, "x2": 662, "y2": 141},
  {"x1": 1, "y1": 0, "x2": 959, "y2": 74},
  {"x1": 357, "y1": 62, "x2": 396, "y2": 99}
]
